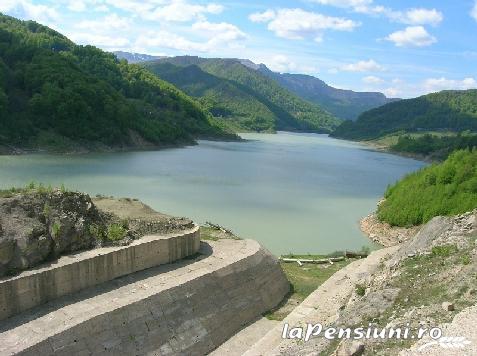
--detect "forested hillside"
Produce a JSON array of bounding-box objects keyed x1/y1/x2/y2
[
  {"x1": 378, "y1": 149, "x2": 477, "y2": 226},
  {"x1": 332, "y1": 90, "x2": 477, "y2": 140},
  {"x1": 0, "y1": 14, "x2": 233, "y2": 153},
  {"x1": 144, "y1": 56, "x2": 341, "y2": 133},
  {"x1": 143, "y1": 62, "x2": 276, "y2": 132},
  {"x1": 257, "y1": 67, "x2": 397, "y2": 121}
]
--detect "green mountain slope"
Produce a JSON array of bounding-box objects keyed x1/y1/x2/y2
[
  {"x1": 257, "y1": 67, "x2": 398, "y2": 121},
  {"x1": 332, "y1": 90, "x2": 477, "y2": 140},
  {"x1": 144, "y1": 62, "x2": 276, "y2": 132},
  {"x1": 378, "y1": 149, "x2": 477, "y2": 226},
  {"x1": 144, "y1": 56, "x2": 341, "y2": 133},
  {"x1": 0, "y1": 14, "x2": 233, "y2": 153}
]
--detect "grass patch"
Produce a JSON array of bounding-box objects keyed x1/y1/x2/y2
[{"x1": 265, "y1": 254, "x2": 352, "y2": 320}]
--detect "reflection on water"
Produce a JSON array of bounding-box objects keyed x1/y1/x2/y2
[{"x1": 0, "y1": 132, "x2": 425, "y2": 255}]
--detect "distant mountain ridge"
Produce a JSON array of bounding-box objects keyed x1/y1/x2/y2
[
  {"x1": 114, "y1": 51, "x2": 164, "y2": 63},
  {"x1": 257, "y1": 67, "x2": 399, "y2": 121},
  {"x1": 141, "y1": 56, "x2": 341, "y2": 133},
  {"x1": 114, "y1": 52, "x2": 396, "y2": 121}
]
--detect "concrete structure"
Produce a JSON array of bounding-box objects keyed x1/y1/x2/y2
[
  {"x1": 243, "y1": 246, "x2": 399, "y2": 355},
  {"x1": 0, "y1": 226, "x2": 200, "y2": 321},
  {"x1": 0, "y1": 239, "x2": 289, "y2": 355}
]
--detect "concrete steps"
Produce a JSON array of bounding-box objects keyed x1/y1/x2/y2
[
  {"x1": 0, "y1": 239, "x2": 289, "y2": 355},
  {"x1": 0, "y1": 226, "x2": 200, "y2": 322}
]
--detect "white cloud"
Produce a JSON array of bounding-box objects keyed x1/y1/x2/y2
[
  {"x1": 472, "y1": 1, "x2": 477, "y2": 21},
  {"x1": 69, "y1": 33, "x2": 130, "y2": 49},
  {"x1": 75, "y1": 13, "x2": 131, "y2": 32},
  {"x1": 341, "y1": 59, "x2": 384, "y2": 72},
  {"x1": 423, "y1": 77, "x2": 477, "y2": 93},
  {"x1": 104, "y1": 0, "x2": 223, "y2": 23},
  {"x1": 311, "y1": 0, "x2": 372, "y2": 11},
  {"x1": 362, "y1": 75, "x2": 384, "y2": 84},
  {"x1": 395, "y1": 8, "x2": 443, "y2": 26},
  {"x1": 385, "y1": 26, "x2": 436, "y2": 47},
  {"x1": 266, "y1": 55, "x2": 297, "y2": 73},
  {"x1": 311, "y1": 1, "x2": 443, "y2": 26},
  {"x1": 68, "y1": 1, "x2": 86, "y2": 12},
  {"x1": 383, "y1": 87, "x2": 400, "y2": 97},
  {"x1": 249, "y1": 10, "x2": 275, "y2": 23},
  {"x1": 135, "y1": 21, "x2": 246, "y2": 53},
  {"x1": 252, "y1": 8, "x2": 359, "y2": 42},
  {"x1": 0, "y1": 0, "x2": 59, "y2": 23}
]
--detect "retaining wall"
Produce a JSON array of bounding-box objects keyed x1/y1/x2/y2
[
  {"x1": 0, "y1": 239, "x2": 290, "y2": 355},
  {"x1": 0, "y1": 226, "x2": 200, "y2": 321}
]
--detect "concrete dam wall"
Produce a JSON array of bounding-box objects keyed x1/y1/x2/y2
[
  {"x1": 0, "y1": 239, "x2": 290, "y2": 355},
  {"x1": 0, "y1": 226, "x2": 200, "y2": 322}
]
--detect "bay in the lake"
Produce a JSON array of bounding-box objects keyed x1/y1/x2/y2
[{"x1": 0, "y1": 132, "x2": 425, "y2": 255}]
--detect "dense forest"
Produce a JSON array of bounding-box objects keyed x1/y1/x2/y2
[
  {"x1": 257, "y1": 67, "x2": 397, "y2": 121},
  {"x1": 143, "y1": 62, "x2": 276, "y2": 132},
  {"x1": 331, "y1": 90, "x2": 477, "y2": 140},
  {"x1": 378, "y1": 149, "x2": 477, "y2": 227},
  {"x1": 144, "y1": 56, "x2": 341, "y2": 133},
  {"x1": 0, "y1": 14, "x2": 234, "y2": 152},
  {"x1": 391, "y1": 132, "x2": 477, "y2": 160}
]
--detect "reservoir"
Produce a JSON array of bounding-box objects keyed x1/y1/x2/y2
[{"x1": 0, "y1": 132, "x2": 425, "y2": 255}]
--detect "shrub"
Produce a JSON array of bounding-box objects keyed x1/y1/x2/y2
[{"x1": 378, "y1": 149, "x2": 477, "y2": 227}]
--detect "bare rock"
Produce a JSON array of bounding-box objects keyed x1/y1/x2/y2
[
  {"x1": 442, "y1": 302, "x2": 455, "y2": 311},
  {"x1": 336, "y1": 340, "x2": 365, "y2": 356}
]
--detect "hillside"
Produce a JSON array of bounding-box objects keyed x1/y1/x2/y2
[
  {"x1": 378, "y1": 149, "x2": 477, "y2": 227},
  {"x1": 257, "y1": 66, "x2": 397, "y2": 121},
  {"x1": 0, "y1": 15, "x2": 234, "y2": 153},
  {"x1": 142, "y1": 62, "x2": 276, "y2": 132},
  {"x1": 143, "y1": 56, "x2": 341, "y2": 133},
  {"x1": 332, "y1": 90, "x2": 477, "y2": 140}
]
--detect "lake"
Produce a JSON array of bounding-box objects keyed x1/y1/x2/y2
[{"x1": 0, "y1": 132, "x2": 425, "y2": 255}]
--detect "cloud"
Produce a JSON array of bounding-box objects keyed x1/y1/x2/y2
[
  {"x1": 383, "y1": 87, "x2": 400, "y2": 97},
  {"x1": 362, "y1": 75, "x2": 384, "y2": 84},
  {"x1": 385, "y1": 26, "x2": 436, "y2": 47},
  {"x1": 311, "y1": 1, "x2": 443, "y2": 26},
  {"x1": 69, "y1": 33, "x2": 130, "y2": 49},
  {"x1": 249, "y1": 10, "x2": 276, "y2": 23},
  {"x1": 135, "y1": 21, "x2": 246, "y2": 53},
  {"x1": 0, "y1": 0, "x2": 59, "y2": 23},
  {"x1": 67, "y1": 1, "x2": 86, "y2": 12},
  {"x1": 250, "y1": 8, "x2": 359, "y2": 42},
  {"x1": 341, "y1": 59, "x2": 384, "y2": 72},
  {"x1": 395, "y1": 8, "x2": 443, "y2": 26},
  {"x1": 75, "y1": 13, "x2": 131, "y2": 32},
  {"x1": 472, "y1": 1, "x2": 477, "y2": 21},
  {"x1": 423, "y1": 77, "x2": 477, "y2": 93},
  {"x1": 104, "y1": 0, "x2": 223, "y2": 22}
]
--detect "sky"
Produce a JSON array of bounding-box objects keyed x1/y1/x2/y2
[{"x1": 1, "y1": 0, "x2": 477, "y2": 98}]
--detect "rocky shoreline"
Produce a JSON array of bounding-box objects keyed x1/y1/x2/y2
[{"x1": 360, "y1": 211, "x2": 421, "y2": 247}]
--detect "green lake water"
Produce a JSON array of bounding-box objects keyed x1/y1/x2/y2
[{"x1": 0, "y1": 132, "x2": 425, "y2": 255}]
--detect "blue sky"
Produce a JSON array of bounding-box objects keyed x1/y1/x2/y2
[{"x1": 1, "y1": 0, "x2": 477, "y2": 98}]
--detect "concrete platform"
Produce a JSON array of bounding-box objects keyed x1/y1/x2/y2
[
  {"x1": 0, "y1": 239, "x2": 289, "y2": 355},
  {"x1": 0, "y1": 226, "x2": 200, "y2": 321}
]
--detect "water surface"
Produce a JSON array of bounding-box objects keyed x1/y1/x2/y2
[{"x1": 0, "y1": 132, "x2": 425, "y2": 255}]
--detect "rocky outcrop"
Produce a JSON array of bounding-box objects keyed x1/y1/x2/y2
[
  {"x1": 0, "y1": 190, "x2": 193, "y2": 277},
  {"x1": 0, "y1": 190, "x2": 104, "y2": 276}
]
